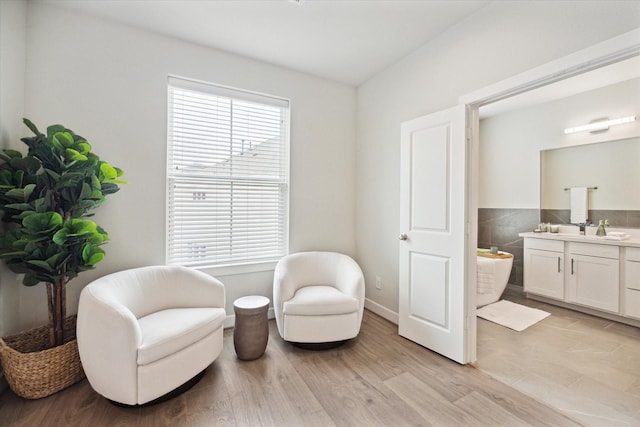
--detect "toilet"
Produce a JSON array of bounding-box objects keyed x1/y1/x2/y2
[{"x1": 476, "y1": 250, "x2": 514, "y2": 307}]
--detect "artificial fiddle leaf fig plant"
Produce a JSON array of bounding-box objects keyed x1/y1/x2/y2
[{"x1": 0, "y1": 118, "x2": 126, "y2": 348}]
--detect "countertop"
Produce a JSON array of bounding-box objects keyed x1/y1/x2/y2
[{"x1": 519, "y1": 231, "x2": 640, "y2": 248}]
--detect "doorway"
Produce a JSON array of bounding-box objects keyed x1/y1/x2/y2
[{"x1": 462, "y1": 29, "x2": 640, "y2": 425}]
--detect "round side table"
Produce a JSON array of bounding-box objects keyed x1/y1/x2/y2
[{"x1": 233, "y1": 296, "x2": 270, "y2": 361}]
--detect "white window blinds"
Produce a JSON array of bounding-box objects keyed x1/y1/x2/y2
[{"x1": 167, "y1": 76, "x2": 289, "y2": 268}]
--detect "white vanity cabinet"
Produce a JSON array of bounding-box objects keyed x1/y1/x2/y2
[
  {"x1": 624, "y1": 247, "x2": 640, "y2": 319},
  {"x1": 567, "y1": 242, "x2": 619, "y2": 313},
  {"x1": 521, "y1": 232, "x2": 640, "y2": 326},
  {"x1": 524, "y1": 238, "x2": 564, "y2": 299}
]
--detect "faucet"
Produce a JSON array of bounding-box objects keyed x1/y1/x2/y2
[{"x1": 579, "y1": 223, "x2": 586, "y2": 235}]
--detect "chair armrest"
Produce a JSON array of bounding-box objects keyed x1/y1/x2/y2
[
  {"x1": 77, "y1": 285, "x2": 142, "y2": 404},
  {"x1": 334, "y1": 257, "x2": 365, "y2": 310},
  {"x1": 165, "y1": 267, "x2": 226, "y2": 309}
]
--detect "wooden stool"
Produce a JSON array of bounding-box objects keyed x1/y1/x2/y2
[{"x1": 233, "y1": 296, "x2": 270, "y2": 361}]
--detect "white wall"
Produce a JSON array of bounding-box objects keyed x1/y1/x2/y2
[
  {"x1": 0, "y1": 0, "x2": 28, "y2": 337},
  {"x1": 6, "y1": 2, "x2": 356, "y2": 331},
  {"x1": 480, "y1": 78, "x2": 640, "y2": 209},
  {"x1": 356, "y1": 1, "x2": 640, "y2": 316}
]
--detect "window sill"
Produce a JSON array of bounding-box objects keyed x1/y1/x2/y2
[{"x1": 194, "y1": 260, "x2": 278, "y2": 277}]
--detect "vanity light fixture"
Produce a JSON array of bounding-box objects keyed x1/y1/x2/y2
[{"x1": 564, "y1": 115, "x2": 637, "y2": 134}]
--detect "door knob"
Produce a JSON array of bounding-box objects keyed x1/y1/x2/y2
[{"x1": 399, "y1": 233, "x2": 408, "y2": 241}]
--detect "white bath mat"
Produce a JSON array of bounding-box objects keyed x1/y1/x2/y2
[{"x1": 477, "y1": 300, "x2": 550, "y2": 332}]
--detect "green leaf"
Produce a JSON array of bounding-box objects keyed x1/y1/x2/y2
[
  {"x1": 90, "y1": 175, "x2": 101, "y2": 189},
  {"x1": 5, "y1": 202, "x2": 33, "y2": 211},
  {"x1": 88, "y1": 252, "x2": 105, "y2": 265},
  {"x1": 53, "y1": 131, "x2": 74, "y2": 148},
  {"x1": 22, "y1": 212, "x2": 63, "y2": 233},
  {"x1": 100, "y1": 162, "x2": 117, "y2": 180},
  {"x1": 5, "y1": 183, "x2": 36, "y2": 201},
  {"x1": 46, "y1": 124, "x2": 66, "y2": 139},
  {"x1": 44, "y1": 168, "x2": 61, "y2": 181},
  {"x1": 0, "y1": 149, "x2": 23, "y2": 162},
  {"x1": 81, "y1": 243, "x2": 105, "y2": 266},
  {"x1": 14, "y1": 169, "x2": 24, "y2": 187},
  {"x1": 65, "y1": 148, "x2": 88, "y2": 162},
  {"x1": 27, "y1": 260, "x2": 54, "y2": 272},
  {"x1": 76, "y1": 142, "x2": 91, "y2": 154},
  {"x1": 45, "y1": 252, "x2": 68, "y2": 269},
  {"x1": 79, "y1": 182, "x2": 92, "y2": 200},
  {"x1": 52, "y1": 229, "x2": 68, "y2": 245},
  {"x1": 23, "y1": 118, "x2": 41, "y2": 136},
  {"x1": 22, "y1": 272, "x2": 40, "y2": 286}
]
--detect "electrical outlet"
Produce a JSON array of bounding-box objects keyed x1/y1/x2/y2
[{"x1": 375, "y1": 276, "x2": 382, "y2": 290}]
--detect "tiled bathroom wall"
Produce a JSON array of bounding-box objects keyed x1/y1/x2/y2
[
  {"x1": 540, "y1": 209, "x2": 640, "y2": 228},
  {"x1": 478, "y1": 208, "x2": 640, "y2": 287},
  {"x1": 477, "y1": 208, "x2": 539, "y2": 287}
]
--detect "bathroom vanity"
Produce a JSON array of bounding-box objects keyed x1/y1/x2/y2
[{"x1": 520, "y1": 229, "x2": 640, "y2": 327}]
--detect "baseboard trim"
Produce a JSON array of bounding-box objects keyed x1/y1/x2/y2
[
  {"x1": 364, "y1": 298, "x2": 398, "y2": 325},
  {"x1": 224, "y1": 307, "x2": 275, "y2": 329},
  {"x1": 223, "y1": 302, "x2": 398, "y2": 328}
]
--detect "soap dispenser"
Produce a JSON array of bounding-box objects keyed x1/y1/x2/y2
[{"x1": 596, "y1": 220, "x2": 607, "y2": 237}]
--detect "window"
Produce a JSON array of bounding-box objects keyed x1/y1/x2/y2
[{"x1": 167, "y1": 76, "x2": 289, "y2": 269}]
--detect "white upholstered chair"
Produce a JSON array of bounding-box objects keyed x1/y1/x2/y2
[
  {"x1": 273, "y1": 251, "x2": 365, "y2": 345},
  {"x1": 77, "y1": 265, "x2": 225, "y2": 405}
]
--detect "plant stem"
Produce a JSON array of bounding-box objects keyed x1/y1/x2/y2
[
  {"x1": 46, "y1": 282, "x2": 54, "y2": 347},
  {"x1": 48, "y1": 277, "x2": 67, "y2": 347}
]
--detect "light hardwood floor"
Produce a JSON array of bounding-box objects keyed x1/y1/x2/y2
[
  {"x1": 477, "y1": 287, "x2": 640, "y2": 426},
  {"x1": 0, "y1": 310, "x2": 581, "y2": 426}
]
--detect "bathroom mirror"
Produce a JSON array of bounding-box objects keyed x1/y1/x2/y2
[{"x1": 540, "y1": 136, "x2": 640, "y2": 227}]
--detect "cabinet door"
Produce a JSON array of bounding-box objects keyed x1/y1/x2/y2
[
  {"x1": 524, "y1": 249, "x2": 564, "y2": 299},
  {"x1": 624, "y1": 259, "x2": 640, "y2": 318},
  {"x1": 568, "y1": 254, "x2": 619, "y2": 313}
]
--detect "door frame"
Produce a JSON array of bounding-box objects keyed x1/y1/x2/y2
[{"x1": 458, "y1": 28, "x2": 640, "y2": 363}]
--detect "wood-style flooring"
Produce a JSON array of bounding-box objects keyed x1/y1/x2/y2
[
  {"x1": 0, "y1": 310, "x2": 580, "y2": 426},
  {"x1": 477, "y1": 287, "x2": 640, "y2": 426}
]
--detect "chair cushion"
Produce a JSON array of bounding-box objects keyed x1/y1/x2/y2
[
  {"x1": 137, "y1": 307, "x2": 226, "y2": 365},
  {"x1": 283, "y1": 285, "x2": 359, "y2": 316}
]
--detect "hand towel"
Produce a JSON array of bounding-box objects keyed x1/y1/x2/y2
[
  {"x1": 477, "y1": 256, "x2": 495, "y2": 294},
  {"x1": 602, "y1": 234, "x2": 630, "y2": 241},
  {"x1": 570, "y1": 187, "x2": 588, "y2": 224}
]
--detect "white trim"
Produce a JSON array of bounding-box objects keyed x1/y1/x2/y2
[
  {"x1": 364, "y1": 298, "x2": 398, "y2": 325},
  {"x1": 197, "y1": 260, "x2": 277, "y2": 277},
  {"x1": 168, "y1": 74, "x2": 290, "y2": 108},
  {"x1": 459, "y1": 28, "x2": 640, "y2": 107}
]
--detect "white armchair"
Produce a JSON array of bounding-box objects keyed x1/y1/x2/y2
[
  {"x1": 273, "y1": 252, "x2": 365, "y2": 344},
  {"x1": 77, "y1": 265, "x2": 225, "y2": 405}
]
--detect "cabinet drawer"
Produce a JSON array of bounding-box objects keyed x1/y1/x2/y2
[
  {"x1": 625, "y1": 260, "x2": 640, "y2": 291},
  {"x1": 569, "y1": 242, "x2": 618, "y2": 259},
  {"x1": 524, "y1": 238, "x2": 563, "y2": 252},
  {"x1": 626, "y1": 247, "x2": 640, "y2": 262},
  {"x1": 625, "y1": 288, "x2": 640, "y2": 319}
]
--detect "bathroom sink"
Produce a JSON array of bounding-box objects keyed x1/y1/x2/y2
[{"x1": 554, "y1": 233, "x2": 601, "y2": 240}]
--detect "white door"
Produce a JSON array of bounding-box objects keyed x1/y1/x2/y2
[{"x1": 399, "y1": 105, "x2": 470, "y2": 364}]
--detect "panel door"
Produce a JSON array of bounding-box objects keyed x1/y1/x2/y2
[
  {"x1": 399, "y1": 105, "x2": 470, "y2": 364},
  {"x1": 569, "y1": 254, "x2": 619, "y2": 313},
  {"x1": 524, "y1": 249, "x2": 564, "y2": 300}
]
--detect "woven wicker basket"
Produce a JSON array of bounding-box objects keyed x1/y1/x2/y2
[{"x1": 0, "y1": 315, "x2": 85, "y2": 399}]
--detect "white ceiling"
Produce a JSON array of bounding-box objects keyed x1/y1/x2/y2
[{"x1": 38, "y1": 0, "x2": 489, "y2": 86}]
